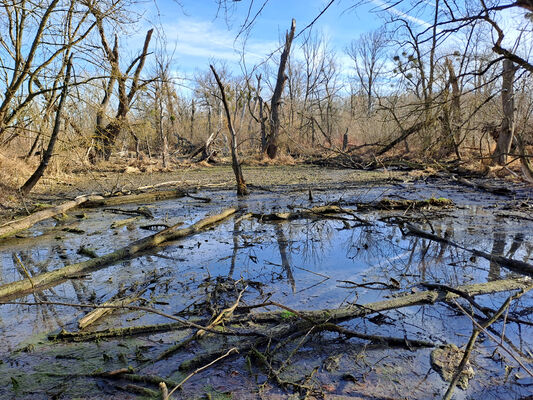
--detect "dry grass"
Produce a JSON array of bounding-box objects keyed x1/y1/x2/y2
[
  {"x1": 0, "y1": 150, "x2": 36, "y2": 210},
  {"x1": 243, "y1": 152, "x2": 296, "y2": 166}
]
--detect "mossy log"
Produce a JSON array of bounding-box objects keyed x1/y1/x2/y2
[
  {"x1": 0, "y1": 208, "x2": 237, "y2": 301},
  {"x1": 356, "y1": 197, "x2": 454, "y2": 211},
  {"x1": 248, "y1": 277, "x2": 531, "y2": 324},
  {"x1": 253, "y1": 205, "x2": 350, "y2": 221},
  {"x1": 0, "y1": 194, "x2": 104, "y2": 239},
  {"x1": 83, "y1": 189, "x2": 186, "y2": 208}
]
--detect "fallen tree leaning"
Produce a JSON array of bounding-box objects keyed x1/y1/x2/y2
[{"x1": 0, "y1": 208, "x2": 237, "y2": 301}]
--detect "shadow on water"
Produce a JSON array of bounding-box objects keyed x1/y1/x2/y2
[{"x1": 0, "y1": 182, "x2": 532, "y2": 399}]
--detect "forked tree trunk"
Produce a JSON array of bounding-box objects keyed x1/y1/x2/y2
[
  {"x1": 265, "y1": 19, "x2": 296, "y2": 159},
  {"x1": 493, "y1": 59, "x2": 516, "y2": 165},
  {"x1": 20, "y1": 56, "x2": 73, "y2": 196},
  {"x1": 90, "y1": 24, "x2": 153, "y2": 162},
  {"x1": 210, "y1": 65, "x2": 247, "y2": 196}
]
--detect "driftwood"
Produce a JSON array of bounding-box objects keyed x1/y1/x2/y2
[
  {"x1": 78, "y1": 295, "x2": 140, "y2": 329},
  {"x1": 0, "y1": 208, "x2": 237, "y2": 300},
  {"x1": 0, "y1": 194, "x2": 104, "y2": 239},
  {"x1": 83, "y1": 189, "x2": 186, "y2": 208}
]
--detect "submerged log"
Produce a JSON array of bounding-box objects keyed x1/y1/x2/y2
[
  {"x1": 405, "y1": 224, "x2": 533, "y2": 277},
  {"x1": 0, "y1": 208, "x2": 237, "y2": 301},
  {"x1": 0, "y1": 195, "x2": 104, "y2": 239}
]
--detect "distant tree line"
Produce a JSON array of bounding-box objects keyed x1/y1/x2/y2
[{"x1": 1, "y1": 0, "x2": 532, "y2": 193}]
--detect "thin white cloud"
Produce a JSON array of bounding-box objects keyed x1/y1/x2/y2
[
  {"x1": 161, "y1": 18, "x2": 278, "y2": 68},
  {"x1": 371, "y1": 0, "x2": 431, "y2": 29}
]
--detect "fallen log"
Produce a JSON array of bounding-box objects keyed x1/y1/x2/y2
[
  {"x1": 0, "y1": 208, "x2": 237, "y2": 301},
  {"x1": 0, "y1": 194, "x2": 104, "y2": 239},
  {"x1": 78, "y1": 295, "x2": 140, "y2": 330},
  {"x1": 405, "y1": 223, "x2": 533, "y2": 277},
  {"x1": 179, "y1": 278, "x2": 532, "y2": 370},
  {"x1": 451, "y1": 175, "x2": 513, "y2": 196},
  {"x1": 248, "y1": 277, "x2": 532, "y2": 324},
  {"x1": 83, "y1": 189, "x2": 186, "y2": 208},
  {"x1": 50, "y1": 320, "x2": 192, "y2": 342},
  {"x1": 356, "y1": 197, "x2": 454, "y2": 211},
  {"x1": 253, "y1": 205, "x2": 353, "y2": 221},
  {"x1": 179, "y1": 277, "x2": 531, "y2": 370}
]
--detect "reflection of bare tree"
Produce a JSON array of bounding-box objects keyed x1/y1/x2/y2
[
  {"x1": 489, "y1": 231, "x2": 506, "y2": 281},
  {"x1": 297, "y1": 220, "x2": 333, "y2": 265},
  {"x1": 11, "y1": 252, "x2": 64, "y2": 331},
  {"x1": 0, "y1": 254, "x2": 4, "y2": 284},
  {"x1": 275, "y1": 224, "x2": 295, "y2": 292},
  {"x1": 229, "y1": 218, "x2": 242, "y2": 278},
  {"x1": 506, "y1": 233, "x2": 524, "y2": 259}
]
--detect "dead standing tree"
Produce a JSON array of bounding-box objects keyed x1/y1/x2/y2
[
  {"x1": 493, "y1": 59, "x2": 516, "y2": 165},
  {"x1": 89, "y1": 9, "x2": 153, "y2": 162},
  {"x1": 265, "y1": 18, "x2": 296, "y2": 159},
  {"x1": 210, "y1": 65, "x2": 247, "y2": 196}
]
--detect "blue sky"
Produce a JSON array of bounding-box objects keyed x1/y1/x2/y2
[
  {"x1": 129, "y1": 0, "x2": 525, "y2": 90},
  {"x1": 139, "y1": 0, "x2": 389, "y2": 77}
]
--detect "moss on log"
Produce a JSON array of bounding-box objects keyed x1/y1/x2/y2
[
  {"x1": 83, "y1": 189, "x2": 186, "y2": 208},
  {"x1": 0, "y1": 195, "x2": 104, "y2": 239}
]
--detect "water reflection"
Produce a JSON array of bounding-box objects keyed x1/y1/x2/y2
[{"x1": 0, "y1": 192, "x2": 531, "y2": 399}]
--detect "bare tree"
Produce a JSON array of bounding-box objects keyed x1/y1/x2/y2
[
  {"x1": 265, "y1": 18, "x2": 296, "y2": 159},
  {"x1": 0, "y1": 0, "x2": 96, "y2": 143},
  {"x1": 346, "y1": 28, "x2": 389, "y2": 116},
  {"x1": 493, "y1": 59, "x2": 516, "y2": 165},
  {"x1": 210, "y1": 65, "x2": 247, "y2": 196},
  {"x1": 89, "y1": 6, "x2": 154, "y2": 162}
]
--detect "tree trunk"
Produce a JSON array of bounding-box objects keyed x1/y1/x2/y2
[
  {"x1": 447, "y1": 58, "x2": 462, "y2": 159},
  {"x1": 90, "y1": 27, "x2": 153, "y2": 162},
  {"x1": 265, "y1": 19, "x2": 296, "y2": 159},
  {"x1": 20, "y1": 56, "x2": 73, "y2": 196},
  {"x1": 210, "y1": 65, "x2": 247, "y2": 196},
  {"x1": 493, "y1": 59, "x2": 516, "y2": 165}
]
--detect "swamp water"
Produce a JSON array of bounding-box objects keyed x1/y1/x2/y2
[{"x1": 0, "y1": 176, "x2": 532, "y2": 399}]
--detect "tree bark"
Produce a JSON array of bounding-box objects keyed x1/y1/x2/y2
[
  {"x1": 265, "y1": 19, "x2": 296, "y2": 159},
  {"x1": 493, "y1": 59, "x2": 516, "y2": 165}
]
